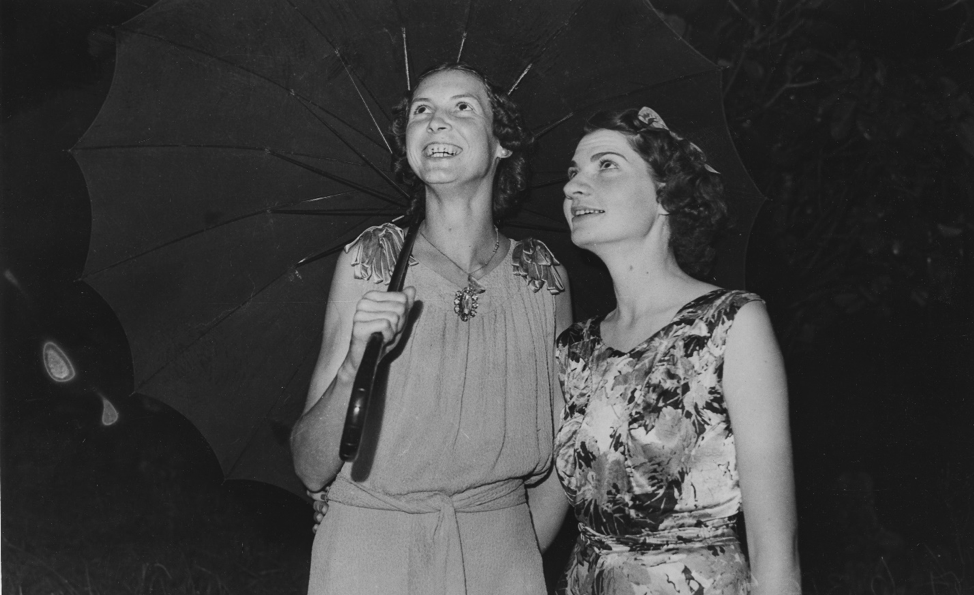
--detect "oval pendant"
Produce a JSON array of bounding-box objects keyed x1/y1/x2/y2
[{"x1": 453, "y1": 278, "x2": 486, "y2": 322}]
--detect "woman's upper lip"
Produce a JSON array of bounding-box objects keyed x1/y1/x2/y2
[
  {"x1": 571, "y1": 206, "x2": 605, "y2": 217},
  {"x1": 423, "y1": 143, "x2": 462, "y2": 157}
]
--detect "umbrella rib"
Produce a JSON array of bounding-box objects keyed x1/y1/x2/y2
[
  {"x1": 456, "y1": 32, "x2": 467, "y2": 63},
  {"x1": 84, "y1": 192, "x2": 397, "y2": 277},
  {"x1": 338, "y1": 54, "x2": 393, "y2": 154},
  {"x1": 132, "y1": 215, "x2": 380, "y2": 392},
  {"x1": 456, "y1": 0, "x2": 474, "y2": 63},
  {"x1": 282, "y1": 0, "x2": 393, "y2": 154},
  {"x1": 266, "y1": 146, "x2": 408, "y2": 204},
  {"x1": 270, "y1": 208, "x2": 401, "y2": 217},
  {"x1": 123, "y1": 29, "x2": 388, "y2": 153},
  {"x1": 224, "y1": 353, "x2": 312, "y2": 480},
  {"x1": 508, "y1": 64, "x2": 532, "y2": 95},
  {"x1": 402, "y1": 27, "x2": 412, "y2": 90},
  {"x1": 530, "y1": 177, "x2": 570, "y2": 192},
  {"x1": 571, "y1": 70, "x2": 717, "y2": 117},
  {"x1": 295, "y1": 241, "x2": 350, "y2": 267},
  {"x1": 504, "y1": 0, "x2": 591, "y2": 97},
  {"x1": 531, "y1": 70, "x2": 717, "y2": 140},
  {"x1": 73, "y1": 142, "x2": 354, "y2": 164},
  {"x1": 386, "y1": 0, "x2": 412, "y2": 89},
  {"x1": 534, "y1": 112, "x2": 575, "y2": 139},
  {"x1": 75, "y1": 140, "x2": 406, "y2": 210},
  {"x1": 288, "y1": 100, "x2": 410, "y2": 201}
]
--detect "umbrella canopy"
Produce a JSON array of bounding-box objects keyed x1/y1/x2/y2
[{"x1": 73, "y1": 0, "x2": 764, "y2": 498}]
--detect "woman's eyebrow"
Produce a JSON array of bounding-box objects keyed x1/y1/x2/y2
[
  {"x1": 411, "y1": 93, "x2": 483, "y2": 106},
  {"x1": 591, "y1": 151, "x2": 629, "y2": 162},
  {"x1": 449, "y1": 94, "x2": 483, "y2": 105}
]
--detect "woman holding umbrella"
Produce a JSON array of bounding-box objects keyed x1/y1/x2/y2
[
  {"x1": 290, "y1": 63, "x2": 572, "y2": 595},
  {"x1": 554, "y1": 107, "x2": 801, "y2": 594}
]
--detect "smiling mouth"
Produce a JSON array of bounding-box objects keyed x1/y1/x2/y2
[
  {"x1": 424, "y1": 144, "x2": 461, "y2": 158},
  {"x1": 571, "y1": 207, "x2": 605, "y2": 219}
]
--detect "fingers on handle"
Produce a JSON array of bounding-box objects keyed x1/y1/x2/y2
[{"x1": 352, "y1": 315, "x2": 400, "y2": 345}]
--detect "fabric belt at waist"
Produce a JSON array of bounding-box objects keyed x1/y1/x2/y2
[
  {"x1": 579, "y1": 516, "x2": 739, "y2": 555},
  {"x1": 329, "y1": 475, "x2": 526, "y2": 595}
]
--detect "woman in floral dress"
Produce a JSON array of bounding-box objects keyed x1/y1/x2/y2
[{"x1": 555, "y1": 107, "x2": 800, "y2": 594}]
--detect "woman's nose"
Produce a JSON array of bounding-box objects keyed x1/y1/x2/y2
[
  {"x1": 563, "y1": 175, "x2": 587, "y2": 198},
  {"x1": 427, "y1": 110, "x2": 450, "y2": 132}
]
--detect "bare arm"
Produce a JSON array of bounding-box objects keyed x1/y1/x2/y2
[
  {"x1": 723, "y1": 301, "x2": 801, "y2": 595},
  {"x1": 290, "y1": 249, "x2": 415, "y2": 491},
  {"x1": 526, "y1": 268, "x2": 572, "y2": 552}
]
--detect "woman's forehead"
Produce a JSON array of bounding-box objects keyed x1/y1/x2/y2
[
  {"x1": 413, "y1": 69, "x2": 490, "y2": 105},
  {"x1": 573, "y1": 129, "x2": 633, "y2": 158}
]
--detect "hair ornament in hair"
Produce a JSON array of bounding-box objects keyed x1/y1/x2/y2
[{"x1": 636, "y1": 107, "x2": 720, "y2": 174}]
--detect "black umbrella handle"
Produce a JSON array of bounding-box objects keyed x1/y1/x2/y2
[{"x1": 339, "y1": 218, "x2": 422, "y2": 462}]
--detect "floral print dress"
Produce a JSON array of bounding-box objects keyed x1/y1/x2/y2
[{"x1": 554, "y1": 289, "x2": 760, "y2": 595}]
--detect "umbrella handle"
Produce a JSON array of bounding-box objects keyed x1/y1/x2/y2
[{"x1": 339, "y1": 217, "x2": 423, "y2": 462}]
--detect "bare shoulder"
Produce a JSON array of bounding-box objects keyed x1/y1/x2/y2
[
  {"x1": 724, "y1": 298, "x2": 786, "y2": 406},
  {"x1": 326, "y1": 248, "x2": 371, "y2": 304},
  {"x1": 726, "y1": 298, "x2": 776, "y2": 346}
]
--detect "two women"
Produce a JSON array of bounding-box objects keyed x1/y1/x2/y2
[
  {"x1": 555, "y1": 107, "x2": 800, "y2": 594},
  {"x1": 292, "y1": 64, "x2": 800, "y2": 592},
  {"x1": 290, "y1": 64, "x2": 571, "y2": 595}
]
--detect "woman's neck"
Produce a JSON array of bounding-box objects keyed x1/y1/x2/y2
[
  {"x1": 593, "y1": 233, "x2": 698, "y2": 323},
  {"x1": 420, "y1": 186, "x2": 498, "y2": 270},
  {"x1": 591, "y1": 237, "x2": 709, "y2": 351}
]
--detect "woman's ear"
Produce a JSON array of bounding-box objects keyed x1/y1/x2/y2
[{"x1": 655, "y1": 182, "x2": 669, "y2": 213}]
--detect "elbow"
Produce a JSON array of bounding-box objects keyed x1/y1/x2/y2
[
  {"x1": 290, "y1": 426, "x2": 334, "y2": 492},
  {"x1": 749, "y1": 533, "x2": 801, "y2": 594},
  {"x1": 292, "y1": 452, "x2": 323, "y2": 491},
  {"x1": 292, "y1": 452, "x2": 332, "y2": 493}
]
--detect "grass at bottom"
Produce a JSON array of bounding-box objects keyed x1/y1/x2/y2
[
  {"x1": 1, "y1": 394, "x2": 313, "y2": 595},
  {"x1": 803, "y1": 538, "x2": 972, "y2": 595},
  {"x1": 799, "y1": 465, "x2": 973, "y2": 595},
  {"x1": 2, "y1": 532, "x2": 310, "y2": 595}
]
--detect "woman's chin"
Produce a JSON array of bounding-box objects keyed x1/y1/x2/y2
[{"x1": 569, "y1": 228, "x2": 600, "y2": 250}]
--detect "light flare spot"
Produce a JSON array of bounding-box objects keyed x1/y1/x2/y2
[
  {"x1": 97, "y1": 391, "x2": 119, "y2": 426},
  {"x1": 42, "y1": 341, "x2": 76, "y2": 382}
]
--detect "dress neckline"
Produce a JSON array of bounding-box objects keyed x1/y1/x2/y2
[
  {"x1": 413, "y1": 237, "x2": 514, "y2": 288},
  {"x1": 592, "y1": 288, "x2": 728, "y2": 356}
]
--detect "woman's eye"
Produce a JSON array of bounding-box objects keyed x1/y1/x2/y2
[
  {"x1": 566, "y1": 168, "x2": 578, "y2": 180},
  {"x1": 599, "y1": 159, "x2": 618, "y2": 170},
  {"x1": 412, "y1": 105, "x2": 430, "y2": 116},
  {"x1": 456, "y1": 102, "x2": 472, "y2": 111}
]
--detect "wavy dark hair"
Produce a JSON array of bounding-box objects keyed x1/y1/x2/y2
[
  {"x1": 584, "y1": 108, "x2": 728, "y2": 279},
  {"x1": 389, "y1": 62, "x2": 534, "y2": 221}
]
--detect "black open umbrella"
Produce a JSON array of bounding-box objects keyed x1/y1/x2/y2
[{"x1": 72, "y1": 0, "x2": 764, "y2": 498}]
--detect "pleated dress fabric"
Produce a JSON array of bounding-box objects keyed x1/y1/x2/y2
[{"x1": 307, "y1": 233, "x2": 560, "y2": 595}]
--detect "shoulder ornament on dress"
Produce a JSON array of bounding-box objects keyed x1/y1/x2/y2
[
  {"x1": 512, "y1": 238, "x2": 565, "y2": 294},
  {"x1": 344, "y1": 222, "x2": 418, "y2": 285}
]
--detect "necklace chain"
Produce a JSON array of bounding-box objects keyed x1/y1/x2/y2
[
  {"x1": 418, "y1": 226, "x2": 501, "y2": 322},
  {"x1": 419, "y1": 226, "x2": 500, "y2": 281}
]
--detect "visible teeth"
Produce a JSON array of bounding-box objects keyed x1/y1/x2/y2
[
  {"x1": 573, "y1": 208, "x2": 605, "y2": 216},
  {"x1": 425, "y1": 144, "x2": 460, "y2": 157}
]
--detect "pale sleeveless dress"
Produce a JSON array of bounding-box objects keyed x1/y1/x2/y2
[{"x1": 307, "y1": 224, "x2": 564, "y2": 595}]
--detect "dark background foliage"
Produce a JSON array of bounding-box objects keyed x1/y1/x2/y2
[
  {"x1": 657, "y1": 1, "x2": 974, "y2": 591},
  {"x1": 3, "y1": 0, "x2": 972, "y2": 593}
]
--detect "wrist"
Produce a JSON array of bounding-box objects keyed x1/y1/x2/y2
[{"x1": 335, "y1": 359, "x2": 358, "y2": 385}]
